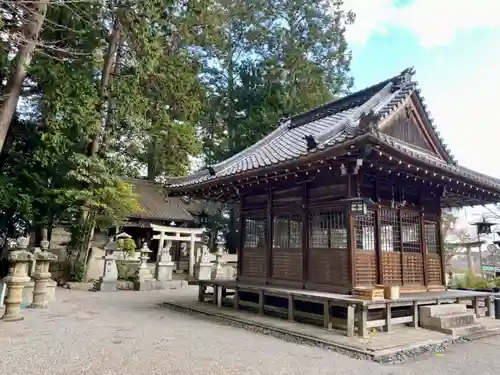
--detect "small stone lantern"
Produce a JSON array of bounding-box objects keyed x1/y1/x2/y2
[
  {"x1": 133, "y1": 242, "x2": 154, "y2": 290},
  {"x1": 212, "y1": 238, "x2": 227, "y2": 280},
  {"x1": 2, "y1": 236, "x2": 33, "y2": 322},
  {"x1": 30, "y1": 239, "x2": 58, "y2": 308}
]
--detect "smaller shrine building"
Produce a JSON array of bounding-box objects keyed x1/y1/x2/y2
[{"x1": 166, "y1": 68, "x2": 500, "y2": 294}]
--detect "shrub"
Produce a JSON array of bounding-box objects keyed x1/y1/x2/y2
[
  {"x1": 71, "y1": 262, "x2": 86, "y2": 282},
  {"x1": 117, "y1": 263, "x2": 129, "y2": 280}
]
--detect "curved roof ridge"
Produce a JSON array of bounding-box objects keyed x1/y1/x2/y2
[{"x1": 209, "y1": 119, "x2": 292, "y2": 174}]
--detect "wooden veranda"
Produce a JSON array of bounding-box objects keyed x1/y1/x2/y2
[{"x1": 198, "y1": 280, "x2": 495, "y2": 338}]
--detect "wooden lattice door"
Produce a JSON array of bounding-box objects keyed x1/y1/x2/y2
[
  {"x1": 401, "y1": 211, "x2": 425, "y2": 286},
  {"x1": 353, "y1": 210, "x2": 377, "y2": 286},
  {"x1": 379, "y1": 208, "x2": 403, "y2": 285},
  {"x1": 424, "y1": 221, "x2": 443, "y2": 286}
]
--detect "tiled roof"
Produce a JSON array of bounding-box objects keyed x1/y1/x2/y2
[
  {"x1": 125, "y1": 178, "x2": 196, "y2": 222},
  {"x1": 375, "y1": 133, "x2": 500, "y2": 191},
  {"x1": 165, "y1": 68, "x2": 454, "y2": 189}
]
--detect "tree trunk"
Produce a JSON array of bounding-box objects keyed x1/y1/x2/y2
[
  {"x1": 0, "y1": 0, "x2": 48, "y2": 152},
  {"x1": 89, "y1": 18, "x2": 121, "y2": 156},
  {"x1": 467, "y1": 247, "x2": 474, "y2": 274},
  {"x1": 78, "y1": 18, "x2": 121, "y2": 277}
]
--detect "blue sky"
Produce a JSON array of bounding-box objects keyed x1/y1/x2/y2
[{"x1": 344, "y1": 0, "x2": 500, "y2": 181}]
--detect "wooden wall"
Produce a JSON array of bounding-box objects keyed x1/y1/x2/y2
[{"x1": 238, "y1": 167, "x2": 445, "y2": 293}]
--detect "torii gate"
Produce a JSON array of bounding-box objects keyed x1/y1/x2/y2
[{"x1": 150, "y1": 224, "x2": 205, "y2": 278}]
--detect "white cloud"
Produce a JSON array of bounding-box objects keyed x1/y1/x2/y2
[
  {"x1": 418, "y1": 46, "x2": 500, "y2": 178},
  {"x1": 344, "y1": 0, "x2": 500, "y2": 47}
]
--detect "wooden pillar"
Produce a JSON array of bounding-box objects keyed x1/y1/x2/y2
[
  {"x1": 266, "y1": 188, "x2": 273, "y2": 282},
  {"x1": 399, "y1": 209, "x2": 405, "y2": 286},
  {"x1": 375, "y1": 205, "x2": 383, "y2": 285},
  {"x1": 346, "y1": 174, "x2": 355, "y2": 289},
  {"x1": 347, "y1": 213, "x2": 355, "y2": 288},
  {"x1": 419, "y1": 211, "x2": 428, "y2": 287},
  {"x1": 237, "y1": 198, "x2": 244, "y2": 281},
  {"x1": 301, "y1": 183, "x2": 308, "y2": 287},
  {"x1": 437, "y1": 209, "x2": 446, "y2": 288}
]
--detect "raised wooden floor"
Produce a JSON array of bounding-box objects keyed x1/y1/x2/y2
[{"x1": 197, "y1": 280, "x2": 495, "y2": 338}]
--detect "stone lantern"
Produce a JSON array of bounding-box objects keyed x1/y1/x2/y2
[
  {"x1": 95, "y1": 238, "x2": 119, "y2": 292},
  {"x1": 133, "y1": 242, "x2": 154, "y2": 291},
  {"x1": 30, "y1": 239, "x2": 58, "y2": 308},
  {"x1": 212, "y1": 236, "x2": 228, "y2": 280},
  {"x1": 2, "y1": 236, "x2": 33, "y2": 322}
]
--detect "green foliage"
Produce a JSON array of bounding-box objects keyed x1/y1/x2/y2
[
  {"x1": 201, "y1": 0, "x2": 355, "y2": 164},
  {"x1": 71, "y1": 262, "x2": 86, "y2": 282},
  {"x1": 117, "y1": 263, "x2": 131, "y2": 280},
  {"x1": 117, "y1": 238, "x2": 137, "y2": 258},
  {"x1": 0, "y1": 0, "x2": 358, "y2": 262},
  {"x1": 453, "y1": 271, "x2": 493, "y2": 289}
]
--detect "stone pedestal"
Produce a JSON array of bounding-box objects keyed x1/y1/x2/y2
[
  {"x1": 45, "y1": 279, "x2": 56, "y2": 302},
  {"x1": 95, "y1": 238, "x2": 119, "y2": 292},
  {"x1": 155, "y1": 243, "x2": 174, "y2": 281},
  {"x1": 22, "y1": 280, "x2": 34, "y2": 307},
  {"x1": 133, "y1": 243, "x2": 154, "y2": 291},
  {"x1": 195, "y1": 263, "x2": 213, "y2": 280},
  {"x1": 155, "y1": 261, "x2": 174, "y2": 281},
  {"x1": 31, "y1": 240, "x2": 58, "y2": 308},
  {"x1": 2, "y1": 237, "x2": 33, "y2": 322}
]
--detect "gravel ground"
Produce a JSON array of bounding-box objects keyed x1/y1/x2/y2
[{"x1": 1, "y1": 286, "x2": 500, "y2": 375}]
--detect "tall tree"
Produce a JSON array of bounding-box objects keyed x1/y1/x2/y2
[
  {"x1": 199, "y1": 0, "x2": 355, "y2": 252},
  {"x1": 0, "y1": 0, "x2": 48, "y2": 151}
]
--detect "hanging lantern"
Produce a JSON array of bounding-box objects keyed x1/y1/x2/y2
[
  {"x1": 346, "y1": 198, "x2": 369, "y2": 216},
  {"x1": 471, "y1": 217, "x2": 495, "y2": 235},
  {"x1": 198, "y1": 210, "x2": 209, "y2": 227}
]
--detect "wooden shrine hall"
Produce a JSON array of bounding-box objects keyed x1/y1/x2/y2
[{"x1": 166, "y1": 68, "x2": 500, "y2": 295}]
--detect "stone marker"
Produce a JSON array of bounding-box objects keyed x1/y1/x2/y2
[
  {"x1": 95, "y1": 238, "x2": 119, "y2": 292},
  {"x1": 2, "y1": 237, "x2": 33, "y2": 322}
]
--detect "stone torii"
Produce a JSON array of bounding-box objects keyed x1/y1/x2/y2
[{"x1": 150, "y1": 224, "x2": 205, "y2": 278}]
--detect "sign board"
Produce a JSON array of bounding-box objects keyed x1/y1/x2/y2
[{"x1": 481, "y1": 265, "x2": 500, "y2": 272}]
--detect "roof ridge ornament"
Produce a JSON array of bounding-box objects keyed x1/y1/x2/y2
[
  {"x1": 304, "y1": 82, "x2": 392, "y2": 148},
  {"x1": 393, "y1": 67, "x2": 416, "y2": 90},
  {"x1": 358, "y1": 110, "x2": 381, "y2": 133}
]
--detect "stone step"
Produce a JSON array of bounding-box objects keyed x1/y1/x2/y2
[
  {"x1": 429, "y1": 312, "x2": 476, "y2": 329},
  {"x1": 420, "y1": 304, "x2": 467, "y2": 320},
  {"x1": 441, "y1": 323, "x2": 483, "y2": 336}
]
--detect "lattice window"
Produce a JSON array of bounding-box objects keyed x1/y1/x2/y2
[
  {"x1": 402, "y1": 212, "x2": 421, "y2": 253},
  {"x1": 424, "y1": 222, "x2": 439, "y2": 254},
  {"x1": 355, "y1": 211, "x2": 375, "y2": 251},
  {"x1": 380, "y1": 209, "x2": 401, "y2": 252},
  {"x1": 309, "y1": 211, "x2": 347, "y2": 248},
  {"x1": 273, "y1": 214, "x2": 302, "y2": 248},
  {"x1": 243, "y1": 217, "x2": 266, "y2": 248}
]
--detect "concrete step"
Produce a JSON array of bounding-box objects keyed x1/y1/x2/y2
[
  {"x1": 441, "y1": 323, "x2": 483, "y2": 336},
  {"x1": 420, "y1": 304, "x2": 467, "y2": 321},
  {"x1": 430, "y1": 312, "x2": 476, "y2": 329}
]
